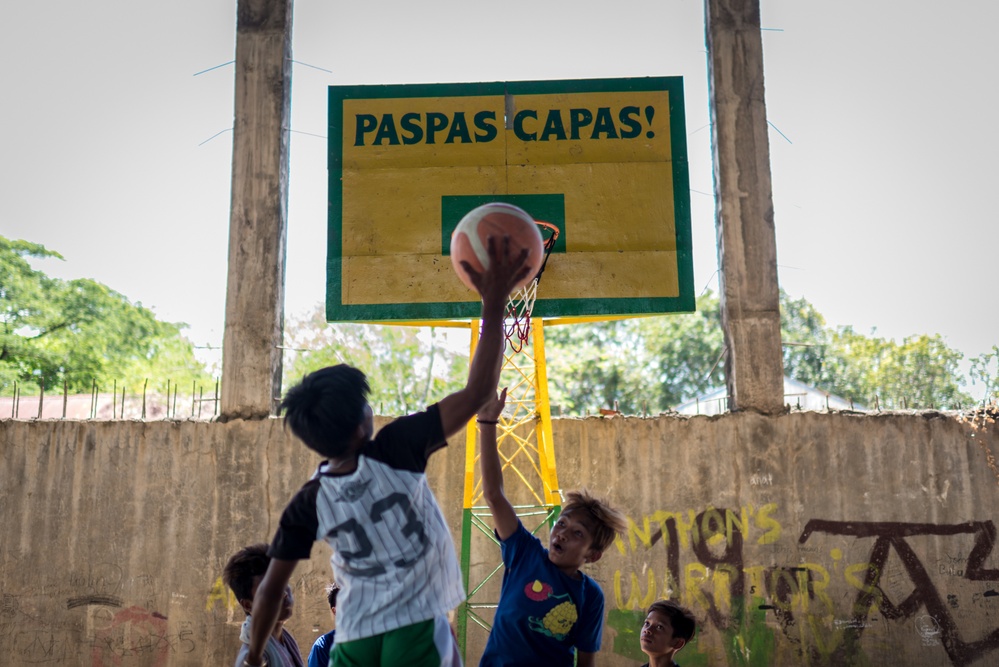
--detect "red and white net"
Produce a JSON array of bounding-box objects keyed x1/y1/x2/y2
[{"x1": 504, "y1": 221, "x2": 559, "y2": 352}]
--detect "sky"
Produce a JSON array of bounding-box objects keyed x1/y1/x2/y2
[{"x1": 2, "y1": 0, "x2": 997, "y2": 380}]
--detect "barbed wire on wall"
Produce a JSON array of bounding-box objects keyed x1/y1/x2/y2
[{"x1": 1, "y1": 378, "x2": 220, "y2": 421}]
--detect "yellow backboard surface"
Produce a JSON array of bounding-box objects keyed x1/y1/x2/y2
[{"x1": 328, "y1": 77, "x2": 693, "y2": 322}]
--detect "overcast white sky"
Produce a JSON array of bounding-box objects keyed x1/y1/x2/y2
[{"x1": 2, "y1": 0, "x2": 996, "y2": 376}]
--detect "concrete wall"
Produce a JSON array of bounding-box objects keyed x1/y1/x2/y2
[{"x1": 1, "y1": 411, "x2": 997, "y2": 666}]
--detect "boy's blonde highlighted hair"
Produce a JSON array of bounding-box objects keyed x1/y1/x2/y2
[{"x1": 561, "y1": 488, "x2": 627, "y2": 552}]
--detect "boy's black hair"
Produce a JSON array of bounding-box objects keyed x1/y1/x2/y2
[
  {"x1": 222, "y1": 543, "x2": 271, "y2": 604},
  {"x1": 646, "y1": 599, "x2": 697, "y2": 641},
  {"x1": 280, "y1": 364, "x2": 371, "y2": 458},
  {"x1": 325, "y1": 582, "x2": 339, "y2": 609}
]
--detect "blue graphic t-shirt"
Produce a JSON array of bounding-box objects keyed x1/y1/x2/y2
[
  {"x1": 307, "y1": 629, "x2": 334, "y2": 667},
  {"x1": 479, "y1": 521, "x2": 604, "y2": 666}
]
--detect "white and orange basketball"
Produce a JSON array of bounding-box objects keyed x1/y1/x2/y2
[{"x1": 450, "y1": 202, "x2": 544, "y2": 293}]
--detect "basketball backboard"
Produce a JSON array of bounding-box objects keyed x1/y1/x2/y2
[{"x1": 327, "y1": 76, "x2": 693, "y2": 323}]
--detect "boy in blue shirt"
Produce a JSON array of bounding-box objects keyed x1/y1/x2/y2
[
  {"x1": 477, "y1": 389, "x2": 628, "y2": 666},
  {"x1": 307, "y1": 583, "x2": 338, "y2": 667}
]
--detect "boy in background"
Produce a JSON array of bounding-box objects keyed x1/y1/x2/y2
[
  {"x1": 307, "y1": 583, "x2": 338, "y2": 667},
  {"x1": 638, "y1": 599, "x2": 697, "y2": 667},
  {"x1": 477, "y1": 388, "x2": 628, "y2": 666},
  {"x1": 242, "y1": 238, "x2": 531, "y2": 667},
  {"x1": 223, "y1": 544, "x2": 305, "y2": 667}
]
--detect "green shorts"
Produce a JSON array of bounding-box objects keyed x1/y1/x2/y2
[{"x1": 331, "y1": 615, "x2": 461, "y2": 667}]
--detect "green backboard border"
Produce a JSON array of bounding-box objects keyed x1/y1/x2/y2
[{"x1": 327, "y1": 76, "x2": 694, "y2": 323}]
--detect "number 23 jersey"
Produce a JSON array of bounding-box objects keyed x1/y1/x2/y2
[{"x1": 269, "y1": 404, "x2": 465, "y2": 642}]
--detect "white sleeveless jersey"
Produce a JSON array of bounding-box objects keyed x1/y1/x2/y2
[{"x1": 270, "y1": 406, "x2": 465, "y2": 642}]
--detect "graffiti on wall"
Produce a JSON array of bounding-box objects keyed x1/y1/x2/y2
[
  {"x1": 1, "y1": 561, "x2": 203, "y2": 665},
  {"x1": 607, "y1": 506, "x2": 999, "y2": 666}
]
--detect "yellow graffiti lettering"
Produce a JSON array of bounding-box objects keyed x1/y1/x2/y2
[
  {"x1": 661, "y1": 567, "x2": 680, "y2": 600},
  {"x1": 726, "y1": 507, "x2": 749, "y2": 544},
  {"x1": 845, "y1": 562, "x2": 882, "y2": 615},
  {"x1": 712, "y1": 563, "x2": 739, "y2": 615},
  {"x1": 649, "y1": 510, "x2": 675, "y2": 548},
  {"x1": 683, "y1": 563, "x2": 712, "y2": 612},
  {"x1": 807, "y1": 614, "x2": 845, "y2": 659},
  {"x1": 615, "y1": 504, "x2": 784, "y2": 555},
  {"x1": 700, "y1": 507, "x2": 727, "y2": 547},
  {"x1": 801, "y1": 563, "x2": 835, "y2": 616},
  {"x1": 205, "y1": 576, "x2": 237, "y2": 612},
  {"x1": 674, "y1": 510, "x2": 699, "y2": 549},
  {"x1": 768, "y1": 568, "x2": 799, "y2": 612},
  {"x1": 614, "y1": 568, "x2": 658, "y2": 610},
  {"x1": 755, "y1": 503, "x2": 782, "y2": 544},
  {"x1": 614, "y1": 533, "x2": 627, "y2": 556},
  {"x1": 625, "y1": 514, "x2": 655, "y2": 552}
]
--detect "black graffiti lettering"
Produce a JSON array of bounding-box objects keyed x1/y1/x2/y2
[
  {"x1": 798, "y1": 520, "x2": 999, "y2": 667},
  {"x1": 691, "y1": 508, "x2": 745, "y2": 629}
]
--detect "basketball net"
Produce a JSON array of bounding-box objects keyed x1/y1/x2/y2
[{"x1": 504, "y1": 221, "x2": 559, "y2": 352}]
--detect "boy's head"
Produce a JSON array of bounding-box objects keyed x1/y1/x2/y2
[
  {"x1": 325, "y1": 582, "x2": 339, "y2": 625},
  {"x1": 280, "y1": 364, "x2": 371, "y2": 458},
  {"x1": 640, "y1": 599, "x2": 696, "y2": 659},
  {"x1": 325, "y1": 582, "x2": 339, "y2": 610},
  {"x1": 222, "y1": 543, "x2": 295, "y2": 620},
  {"x1": 548, "y1": 489, "x2": 627, "y2": 573}
]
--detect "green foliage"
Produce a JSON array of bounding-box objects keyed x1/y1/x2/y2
[
  {"x1": 544, "y1": 292, "x2": 724, "y2": 415},
  {"x1": 282, "y1": 305, "x2": 468, "y2": 416},
  {"x1": 544, "y1": 289, "x2": 976, "y2": 414},
  {"x1": 823, "y1": 329, "x2": 972, "y2": 409},
  {"x1": 0, "y1": 234, "x2": 211, "y2": 395},
  {"x1": 279, "y1": 289, "x2": 983, "y2": 417},
  {"x1": 969, "y1": 345, "x2": 999, "y2": 404}
]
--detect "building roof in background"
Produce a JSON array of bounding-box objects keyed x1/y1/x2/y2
[{"x1": 674, "y1": 376, "x2": 866, "y2": 416}]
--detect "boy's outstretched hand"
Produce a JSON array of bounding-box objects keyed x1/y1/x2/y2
[
  {"x1": 459, "y1": 235, "x2": 533, "y2": 306},
  {"x1": 479, "y1": 387, "x2": 507, "y2": 423}
]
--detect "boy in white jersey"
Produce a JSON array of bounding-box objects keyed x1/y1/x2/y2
[{"x1": 242, "y1": 237, "x2": 531, "y2": 667}]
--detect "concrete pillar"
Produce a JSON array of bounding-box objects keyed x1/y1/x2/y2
[
  {"x1": 220, "y1": 0, "x2": 293, "y2": 419},
  {"x1": 704, "y1": 0, "x2": 785, "y2": 413}
]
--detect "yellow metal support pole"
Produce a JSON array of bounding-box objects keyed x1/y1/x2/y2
[
  {"x1": 533, "y1": 319, "x2": 560, "y2": 506},
  {"x1": 456, "y1": 318, "x2": 561, "y2": 663}
]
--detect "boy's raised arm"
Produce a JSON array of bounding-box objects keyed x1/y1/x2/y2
[
  {"x1": 477, "y1": 388, "x2": 519, "y2": 541},
  {"x1": 437, "y1": 236, "x2": 530, "y2": 437},
  {"x1": 245, "y1": 559, "x2": 298, "y2": 666}
]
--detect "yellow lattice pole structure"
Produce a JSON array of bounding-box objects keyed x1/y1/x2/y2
[{"x1": 456, "y1": 318, "x2": 560, "y2": 661}]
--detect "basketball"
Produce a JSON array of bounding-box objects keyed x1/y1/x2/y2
[{"x1": 450, "y1": 203, "x2": 544, "y2": 293}]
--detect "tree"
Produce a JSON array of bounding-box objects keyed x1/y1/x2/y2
[
  {"x1": 969, "y1": 345, "x2": 999, "y2": 405},
  {"x1": 0, "y1": 234, "x2": 211, "y2": 395},
  {"x1": 279, "y1": 290, "x2": 982, "y2": 417},
  {"x1": 543, "y1": 292, "x2": 725, "y2": 415},
  {"x1": 282, "y1": 304, "x2": 468, "y2": 416}
]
